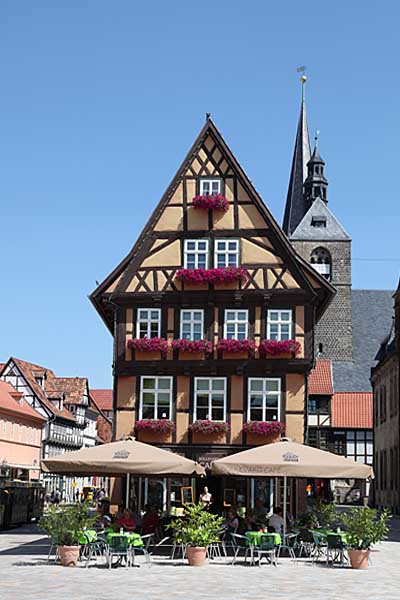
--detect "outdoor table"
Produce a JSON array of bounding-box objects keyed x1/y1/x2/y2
[
  {"x1": 106, "y1": 531, "x2": 144, "y2": 548},
  {"x1": 79, "y1": 529, "x2": 98, "y2": 544},
  {"x1": 245, "y1": 531, "x2": 282, "y2": 566}
]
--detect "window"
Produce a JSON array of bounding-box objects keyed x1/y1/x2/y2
[
  {"x1": 346, "y1": 430, "x2": 373, "y2": 465},
  {"x1": 180, "y1": 310, "x2": 204, "y2": 340},
  {"x1": 267, "y1": 310, "x2": 292, "y2": 341},
  {"x1": 224, "y1": 310, "x2": 248, "y2": 340},
  {"x1": 307, "y1": 396, "x2": 330, "y2": 414},
  {"x1": 1, "y1": 420, "x2": 6, "y2": 438},
  {"x1": 18, "y1": 424, "x2": 22, "y2": 442},
  {"x1": 10, "y1": 422, "x2": 14, "y2": 440},
  {"x1": 200, "y1": 179, "x2": 221, "y2": 196},
  {"x1": 194, "y1": 378, "x2": 226, "y2": 421},
  {"x1": 184, "y1": 239, "x2": 209, "y2": 269},
  {"x1": 136, "y1": 309, "x2": 161, "y2": 338},
  {"x1": 214, "y1": 239, "x2": 239, "y2": 268},
  {"x1": 333, "y1": 432, "x2": 346, "y2": 455},
  {"x1": 248, "y1": 378, "x2": 281, "y2": 422},
  {"x1": 308, "y1": 429, "x2": 329, "y2": 450},
  {"x1": 25, "y1": 426, "x2": 29, "y2": 443},
  {"x1": 310, "y1": 247, "x2": 331, "y2": 281},
  {"x1": 139, "y1": 377, "x2": 173, "y2": 420}
]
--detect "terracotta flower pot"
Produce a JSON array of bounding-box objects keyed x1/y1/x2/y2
[
  {"x1": 186, "y1": 546, "x2": 206, "y2": 566},
  {"x1": 59, "y1": 545, "x2": 80, "y2": 567},
  {"x1": 348, "y1": 549, "x2": 370, "y2": 570}
]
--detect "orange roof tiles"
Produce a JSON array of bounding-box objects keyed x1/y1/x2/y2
[
  {"x1": 331, "y1": 392, "x2": 373, "y2": 429},
  {"x1": 0, "y1": 381, "x2": 46, "y2": 422},
  {"x1": 308, "y1": 360, "x2": 333, "y2": 395},
  {"x1": 91, "y1": 389, "x2": 113, "y2": 412}
]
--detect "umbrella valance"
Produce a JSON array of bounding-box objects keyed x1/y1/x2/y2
[
  {"x1": 42, "y1": 438, "x2": 206, "y2": 477},
  {"x1": 211, "y1": 441, "x2": 374, "y2": 479}
]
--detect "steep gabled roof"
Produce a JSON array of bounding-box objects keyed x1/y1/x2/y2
[
  {"x1": 91, "y1": 389, "x2": 113, "y2": 412},
  {"x1": 0, "y1": 381, "x2": 46, "y2": 422},
  {"x1": 331, "y1": 392, "x2": 373, "y2": 429},
  {"x1": 90, "y1": 117, "x2": 335, "y2": 330},
  {"x1": 308, "y1": 360, "x2": 333, "y2": 395},
  {"x1": 290, "y1": 197, "x2": 350, "y2": 241},
  {"x1": 52, "y1": 377, "x2": 89, "y2": 407},
  {"x1": 282, "y1": 95, "x2": 311, "y2": 236}
]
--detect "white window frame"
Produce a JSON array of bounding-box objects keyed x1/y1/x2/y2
[
  {"x1": 180, "y1": 309, "x2": 204, "y2": 340},
  {"x1": 214, "y1": 239, "x2": 239, "y2": 268},
  {"x1": 247, "y1": 378, "x2": 281, "y2": 422},
  {"x1": 267, "y1": 309, "x2": 293, "y2": 341},
  {"x1": 224, "y1": 309, "x2": 249, "y2": 340},
  {"x1": 136, "y1": 308, "x2": 161, "y2": 338},
  {"x1": 184, "y1": 239, "x2": 209, "y2": 270},
  {"x1": 1, "y1": 420, "x2": 6, "y2": 438},
  {"x1": 139, "y1": 376, "x2": 173, "y2": 420},
  {"x1": 199, "y1": 178, "x2": 221, "y2": 196},
  {"x1": 194, "y1": 377, "x2": 227, "y2": 422}
]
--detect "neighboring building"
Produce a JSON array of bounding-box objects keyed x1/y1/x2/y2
[
  {"x1": 371, "y1": 283, "x2": 400, "y2": 511},
  {"x1": 283, "y1": 79, "x2": 392, "y2": 500},
  {"x1": 90, "y1": 115, "x2": 335, "y2": 513},
  {"x1": 0, "y1": 381, "x2": 45, "y2": 481},
  {"x1": 0, "y1": 358, "x2": 102, "y2": 500},
  {"x1": 91, "y1": 389, "x2": 113, "y2": 424}
]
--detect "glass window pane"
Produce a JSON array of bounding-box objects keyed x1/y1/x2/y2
[
  {"x1": 150, "y1": 311, "x2": 159, "y2": 320},
  {"x1": 193, "y1": 312, "x2": 203, "y2": 321},
  {"x1": 237, "y1": 312, "x2": 247, "y2": 320},
  {"x1": 269, "y1": 312, "x2": 278, "y2": 321},
  {"x1": 139, "y1": 309, "x2": 148, "y2": 319},
  {"x1": 212, "y1": 380, "x2": 225, "y2": 391},
  {"x1": 142, "y1": 393, "x2": 155, "y2": 404},
  {"x1": 158, "y1": 379, "x2": 171, "y2": 390},
  {"x1": 196, "y1": 380, "x2": 209, "y2": 391},
  {"x1": 212, "y1": 408, "x2": 224, "y2": 421},
  {"x1": 250, "y1": 380, "x2": 263, "y2": 392},
  {"x1": 198, "y1": 241, "x2": 207, "y2": 250},
  {"x1": 182, "y1": 312, "x2": 190, "y2": 321},
  {"x1": 157, "y1": 406, "x2": 170, "y2": 419},
  {"x1": 187, "y1": 241, "x2": 195, "y2": 250},
  {"x1": 265, "y1": 380, "x2": 279, "y2": 392},
  {"x1": 250, "y1": 394, "x2": 263, "y2": 407},
  {"x1": 281, "y1": 312, "x2": 291, "y2": 321},
  {"x1": 142, "y1": 406, "x2": 155, "y2": 419},
  {"x1": 212, "y1": 394, "x2": 224, "y2": 405},
  {"x1": 366, "y1": 431, "x2": 373, "y2": 441},
  {"x1": 198, "y1": 256, "x2": 206, "y2": 268},
  {"x1": 266, "y1": 408, "x2": 278, "y2": 421},
  {"x1": 217, "y1": 241, "x2": 226, "y2": 250},
  {"x1": 250, "y1": 408, "x2": 263, "y2": 421},
  {"x1": 197, "y1": 407, "x2": 209, "y2": 420},
  {"x1": 228, "y1": 242, "x2": 237, "y2": 251},
  {"x1": 228, "y1": 254, "x2": 237, "y2": 266},
  {"x1": 265, "y1": 395, "x2": 278, "y2": 408},
  {"x1": 347, "y1": 432, "x2": 355, "y2": 440},
  {"x1": 142, "y1": 378, "x2": 155, "y2": 390},
  {"x1": 158, "y1": 393, "x2": 170, "y2": 403}
]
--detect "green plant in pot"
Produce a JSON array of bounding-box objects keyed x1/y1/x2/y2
[
  {"x1": 39, "y1": 502, "x2": 96, "y2": 567},
  {"x1": 342, "y1": 507, "x2": 390, "y2": 569},
  {"x1": 169, "y1": 503, "x2": 224, "y2": 566}
]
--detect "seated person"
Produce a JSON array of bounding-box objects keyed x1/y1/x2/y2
[
  {"x1": 254, "y1": 498, "x2": 269, "y2": 522},
  {"x1": 238, "y1": 510, "x2": 258, "y2": 534},
  {"x1": 268, "y1": 507, "x2": 285, "y2": 534},
  {"x1": 224, "y1": 509, "x2": 239, "y2": 532},
  {"x1": 141, "y1": 505, "x2": 160, "y2": 535},
  {"x1": 116, "y1": 508, "x2": 136, "y2": 532}
]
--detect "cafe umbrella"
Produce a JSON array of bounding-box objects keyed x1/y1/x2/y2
[
  {"x1": 211, "y1": 440, "x2": 374, "y2": 536},
  {"x1": 42, "y1": 437, "x2": 206, "y2": 506}
]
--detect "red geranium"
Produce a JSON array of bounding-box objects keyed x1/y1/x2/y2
[
  {"x1": 243, "y1": 421, "x2": 285, "y2": 437},
  {"x1": 258, "y1": 339, "x2": 301, "y2": 357},
  {"x1": 128, "y1": 337, "x2": 169, "y2": 354},
  {"x1": 171, "y1": 339, "x2": 213, "y2": 353},
  {"x1": 176, "y1": 267, "x2": 249, "y2": 284},
  {"x1": 192, "y1": 194, "x2": 230, "y2": 212},
  {"x1": 189, "y1": 420, "x2": 229, "y2": 434},
  {"x1": 135, "y1": 419, "x2": 175, "y2": 433},
  {"x1": 216, "y1": 338, "x2": 256, "y2": 355}
]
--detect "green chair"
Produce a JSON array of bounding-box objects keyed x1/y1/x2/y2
[
  {"x1": 311, "y1": 531, "x2": 327, "y2": 563},
  {"x1": 255, "y1": 534, "x2": 278, "y2": 567},
  {"x1": 133, "y1": 533, "x2": 153, "y2": 565},
  {"x1": 326, "y1": 534, "x2": 348, "y2": 567},
  {"x1": 230, "y1": 533, "x2": 251, "y2": 565},
  {"x1": 106, "y1": 535, "x2": 133, "y2": 569}
]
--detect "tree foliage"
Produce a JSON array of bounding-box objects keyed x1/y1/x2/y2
[{"x1": 39, "y1": 502, "x2": 96, "y2": 546}]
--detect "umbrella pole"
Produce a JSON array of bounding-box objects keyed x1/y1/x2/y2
[
  {"x1": 126, "y1": 473, "x2": 130, "y2": 508},
  {"x1": 283, "y1": 476, "x2": 287, "y2": 539}
]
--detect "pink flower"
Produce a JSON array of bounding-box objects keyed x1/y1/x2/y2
[
  {"x1": 216, "y1": 338, "x2": 256, "y2": 355},
  {"x1": 176, "y1": 267, "x2": 249, "y2": 284},
  {"x1": 128, "y1": 337, "x2": 169, "y2": 354},
  {"x1": 135, "y1": 419, "x2": 175, "y2": 433},
  {"x1": 171, "y1": 339, "x2": 213, "y2": 353},
  {"x1": 189, "y1": 420, "x2": 229, "y2": 434},
  {"x1": 258, "y1": 339, "x2": 301, "y2": 357},
  {"x1": 192, "y1": 195, "x2": 230, "y2": 212},
  {"x1": 243, "y1": 421, "x2": 285, "y2": 436}
]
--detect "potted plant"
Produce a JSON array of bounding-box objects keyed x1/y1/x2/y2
[
  {"x1": 169, "y1": 503, "x2": 224, "y2": 566},
  {"x1": 342, "y1": 507, "x2": 390, "y2": 569},
  {"x1": 39, "y1": 502, "x2": 96, "y2": 567}
]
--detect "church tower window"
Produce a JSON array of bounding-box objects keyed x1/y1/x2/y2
[{"x1": 310, "y1": 247, "x2": 332, "y2": 281}]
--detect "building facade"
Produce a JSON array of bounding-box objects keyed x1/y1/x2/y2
[
  {"x1": 91, "y1": 117, "x2": 334, "y2": 513},
  {"x1": 0, "y1": 358, "x2": 103, "y2": 500},
  {"x1": 371, "y1": 284, "x2": 400, "y2": 511}
]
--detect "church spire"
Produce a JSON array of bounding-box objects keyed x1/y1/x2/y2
[
  {"x1": 303, "y1": 132, "x2": 328, "y2": 207},
  {"x1": 282, "y1": 75, "x2": 311, "y2": 237}
]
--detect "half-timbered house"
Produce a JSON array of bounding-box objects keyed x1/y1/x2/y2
[{"x1": 90, "y1": 117, "x2": 335, "y2": 513}]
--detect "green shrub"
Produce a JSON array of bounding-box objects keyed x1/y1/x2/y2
[
  {"x1": 342, "y1": 507, "x2": 390, "y2": 550},
  {"x1": 169, "y1": 503, "x2": 224, "y2": 548},
  {"x1": 39, "y1": 502, "x2": 96, "y2": 546}
]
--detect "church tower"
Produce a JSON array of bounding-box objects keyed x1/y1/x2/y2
[{"x1": 283, "y1": 78, "x2": 353, "y2": 361}]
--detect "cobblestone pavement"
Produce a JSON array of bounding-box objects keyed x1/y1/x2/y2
[{"x1": 1, "y1": 522, "x2": 400, "y2": 600}]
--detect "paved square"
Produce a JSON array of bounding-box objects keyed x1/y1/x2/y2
[{"x1": 1, "y1": 523, "x2": 399, "y2": 600}]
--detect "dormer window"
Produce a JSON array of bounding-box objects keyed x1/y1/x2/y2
[
  {"x1": 311, "y1": 216, "x2": 327, "y2": 228},
  {"x1": 200, "y1": 179, "x2": 221, "y2": 196},
  {"x1": 310, "y1": 247, "x2": 332, "y2": 281}
]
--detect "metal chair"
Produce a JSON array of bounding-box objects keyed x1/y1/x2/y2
[
  {"x1": 46, "y1": 536, "x2": 60, "y2": 564},
  {"x1": 326, "y1": 534, "x2": 348, "y2": 567},
  {"x1": 105, "y1": 535, "x2": 134, "y2": 569},
  {"x1": 134, "y1": 533, "x2": 154, "y2": 565},
  {"x1": 297, "y1": 529, "x2": 314, "y2": 558},
  {"x1": 230, "y1": 533, "x2": 251, "y2": 565},
  {"x1": 84, "y1": 536, "x2": 107, "y2": 568},
  {"x1": 255, "y1": 534, "x2": 278, "y2": 567},
  {"x1": 278, "y1": 532, "x2": 298, "y2": 562},
  {"x1": 310, "y1": 531, "x2": 328, "y2": 563}
]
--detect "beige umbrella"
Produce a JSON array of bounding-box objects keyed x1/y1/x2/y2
[
  {"x1": 211, "y1": 440, "x2": 374, "y2": 536},
  {"x1": 42, "y1": 438, "x2": 206, "y2": 477}
]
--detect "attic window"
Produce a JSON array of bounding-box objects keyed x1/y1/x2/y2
[
  {"x1": 199, "y1": 179, "x2": 221, "y2": 195},
  {"x1": 311, "y1": 216, "x2": 327, "y2": 228}
]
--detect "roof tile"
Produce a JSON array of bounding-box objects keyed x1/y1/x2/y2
[
  {"x1": 309, "y1": 360, "x2": 333, "y2": 395},
  {"x1": 331, "y1": 392, "x2": 373, "y2": 428}
]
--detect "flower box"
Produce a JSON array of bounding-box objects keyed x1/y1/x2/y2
[
  {"x1": 135, "y1": 419, "x2": 175, "y2": 434},
  {"x1": 128, "y1": 337, "x2": 169, "y2": 356},
  {"x1": 189, "y1": 420, "x2": 230, "y2": 434},
  {"x1": 258, "y1": 339, "x2": 301, "y2": 358},
  {"x1": 176, "y1": 267, "x2": 249, "y2": 285},
  {"x1": 192, "y1": 194, "x2": 229, "y2": 212},
  {"x1": 216, "y1": 339, "x2": 256, "y2": 356},
  {"x1": 242, "y1": 421, "x2": 285, "y2": 437},
  {"x1": 171, "y1": 339, "x2": 213, "y2": 354}
]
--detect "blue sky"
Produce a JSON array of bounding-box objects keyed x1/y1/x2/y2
[{"x1": 0, "y1": 1, "x2": 399, "y2": 387}]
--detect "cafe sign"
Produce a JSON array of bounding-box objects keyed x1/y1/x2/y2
[
  {"x1": 282, "y1": 452, "x2": 299, "y2": 463},
  {"x1": 113, "y1": 451, "x2": 130, "y2": 459}
]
